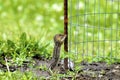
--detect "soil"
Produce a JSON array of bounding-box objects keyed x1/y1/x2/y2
[{"x1": 0, "y1": 57, "x2": 120, "y2": 80}]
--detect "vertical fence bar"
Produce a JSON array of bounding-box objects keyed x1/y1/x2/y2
[{"x1": 64, "y1": 0, "x2": 68, "y2": 70}]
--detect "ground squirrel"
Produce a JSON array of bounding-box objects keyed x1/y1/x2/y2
[{"x1": 49, "y1": 34, "x2": 66, "y2": 70}]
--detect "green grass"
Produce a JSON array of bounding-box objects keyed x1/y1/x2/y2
[
  {"x1": 0, "y1": 0, "x2": 120, "y2": 79},
  {"x1": 0, "y1": 0, "x2": 64, "y2": 79}
]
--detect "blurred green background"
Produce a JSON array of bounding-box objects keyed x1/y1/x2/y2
[
  {"x1": 0, "y1": 0, "x2": 63, "y2": 41},
  {"x1": 0, "y1": 0, "x2": 120, "y2": 61},
  {"x1": 0, "y1": 0, "x2": 120, "y2": 79}
]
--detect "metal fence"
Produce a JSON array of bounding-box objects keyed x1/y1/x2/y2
[{"x1": 68, "y1": 0, "x2": 120, "y2": 63}]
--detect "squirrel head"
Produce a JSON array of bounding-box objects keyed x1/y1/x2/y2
[{"x1": 54, "y1": 34, "x2": 66, "y2": 45}]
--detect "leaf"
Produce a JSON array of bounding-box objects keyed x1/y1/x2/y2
[
  {"x1": 7, "y1": 39, "x2": 15, "y2": 48},
  {"x1": 0, "y1": 40, "x2": 3, "y2": 46},
  {"x1": 19, "y1": 32, "x2": 28, "y2": 47},
  {"x1": 39, "y1": 43, "x2": 50, "y2": 51},
  {"x1": 20, "y1": 32, "x2": 27, "y2": 42}
]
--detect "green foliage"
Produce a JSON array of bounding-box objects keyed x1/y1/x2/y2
[
  {"x1": 0, "y1": 71, "x2": 38, "y2": 80},
  {"x1": 0, "y1": 0, "x2": 120, "y2": 79},
  {"x1": 0, "y1": 32, "x2": 50, "y2": 66}
]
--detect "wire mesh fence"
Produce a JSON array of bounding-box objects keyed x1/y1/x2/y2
[{"x1": 68, "y1": 0, "x2": 120, "y2": 63}]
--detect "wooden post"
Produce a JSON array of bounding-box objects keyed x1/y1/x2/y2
[{"x1": 64, "y1": 0, "x2": 68, "y2": 70}]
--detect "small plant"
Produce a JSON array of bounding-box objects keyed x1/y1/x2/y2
[{"x1": 0, "y1": 32, "x2": 51, "y2": 67}]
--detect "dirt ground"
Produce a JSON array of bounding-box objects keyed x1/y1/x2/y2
[{"x1": 0, "y1": 57, "x2": 120, "y2": 80}]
